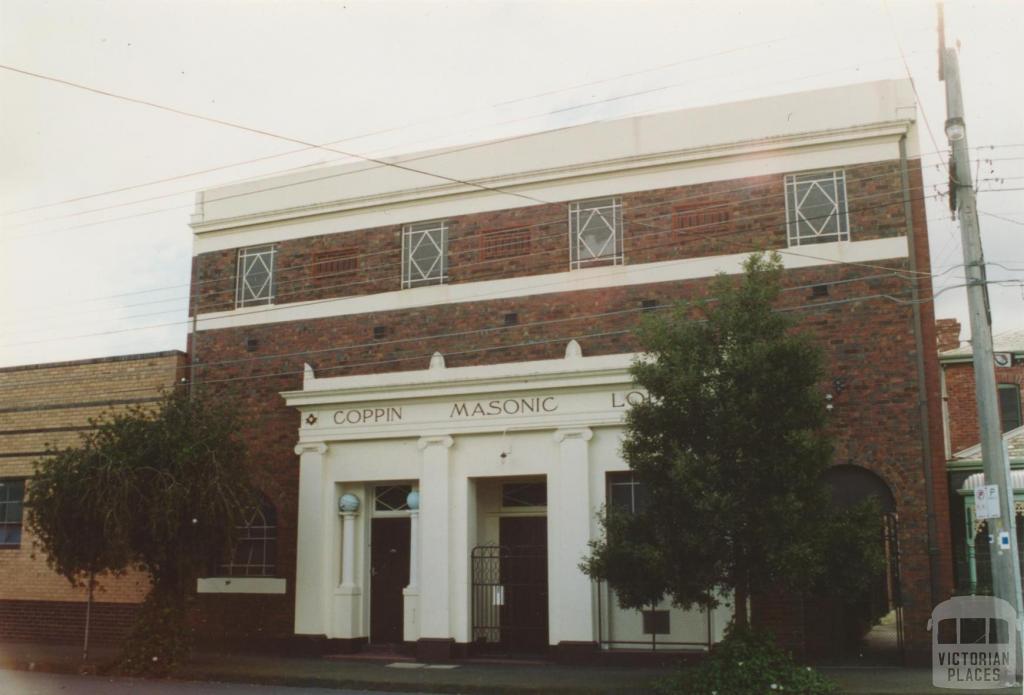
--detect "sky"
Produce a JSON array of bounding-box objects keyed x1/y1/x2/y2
[{"x1": 0, "y1": 0, "x2": 1021, "y2": 368}]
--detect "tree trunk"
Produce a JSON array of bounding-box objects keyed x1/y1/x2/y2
[
  {"x1": 82, "y1": 571, "x2": 95, "y2": 663},
  {"x1": 734, "y1": 576, "x2": 750, "y2": 629}
]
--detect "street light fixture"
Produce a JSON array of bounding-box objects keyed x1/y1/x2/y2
[{"x1": 945, "y1": 116, "x2": 966, "y2": 142}]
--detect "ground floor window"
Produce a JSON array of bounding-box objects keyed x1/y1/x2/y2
[
  {"x1": 0, "y1": 479, "x2": 24, "y2": 548},
  {"x1": 607, "y1": 471, "x2": 647, "y2": 514},
  {"x1": 218, "y1": 498, "x2": 277, "y2": 577}
]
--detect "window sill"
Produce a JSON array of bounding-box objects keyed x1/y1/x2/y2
[{"x1": 196, "y1": 577, "x2": 286, "y2": 595}]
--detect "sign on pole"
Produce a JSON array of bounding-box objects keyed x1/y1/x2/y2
[{"x1": 974, "y1": 484, "x2": 1001, "y2": 520}]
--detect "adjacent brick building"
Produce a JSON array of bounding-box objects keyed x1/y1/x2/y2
[
  {"x1": 182, "y1": 79, "x2": 951, "y2": 663},
  {"x1": 937, "y1": 319, "x2": 1024, "y2": 592},
  {"x1": 938, "y1": 319, "x2": 1024, "y2": 456},
  {"x1": 0, "y1": 351, "x2": 186, "y2": 643}
]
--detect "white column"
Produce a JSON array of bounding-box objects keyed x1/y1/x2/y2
[
  {"x1": 417, "y1": 435, "x2": 454, "y2": 640},
  {"x1": 449, "y1": 475, "x2": 472, "y2": 644},
  {"x1": 403, "y1": 507, "x2": 421, "y2": 641},
  {"x1": 407, "y1": 509, "x2": 420, "y2": 590},
  {"x1": 340, "y1": 512, "x2": 358, "y2": 588},
  {"x1": 294, "y1": 441, "x2": 329, "y2": 635},
  {"x1": 333, "y1": 494, "x2": 363, "y2": 640},
  {"x1": 549, "y1": 427, "x2": 596, "y2": 646}
]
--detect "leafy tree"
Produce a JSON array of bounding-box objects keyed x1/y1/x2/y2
[
  {"x1": 583, "y1": 252, "x2": 881, "y2": 629},
  {"x1": 28, "y1": 389, "x2": 256, "y2": 674},
  {"x1": 28, "y1": 444, "x2": 134, "y2": 663}
]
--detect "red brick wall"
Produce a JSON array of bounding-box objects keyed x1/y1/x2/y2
[
  {"x1": 936, "y1": 319, "x2": 962, "y2": 352},
  {"x1": 192, "y1": 160, "x2": 911, "y2": 315},
  {"x1": 944, "y1": 360, "x2": 1024, "y2": 454},
  {"x1": 187, "y1": 157, "x2": 949, "y2": 660},
  {"x1": 0, "y1": 599, "x2": 137, "y2": 644}
]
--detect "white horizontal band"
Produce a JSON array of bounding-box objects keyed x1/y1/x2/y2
[{"x1": 189, "y1": 236, "x2": 909, "y2": 334}]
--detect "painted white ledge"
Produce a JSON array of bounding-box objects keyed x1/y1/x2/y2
[
  {"x1": 191, "y1": 80, "x2": 918, "y2": 246},
  {"x1": 189, "y1": 236, "x2": 909, "y2": 333},
  {"x1": 196, "y1": 577, "x2": 287, "y2": 594}
]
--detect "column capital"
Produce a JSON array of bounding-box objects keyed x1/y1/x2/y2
[
  {"x1": 295, "y1": 442, "x2": 328, "y2": 456},
  {"x1": 553, "y1": 427, "x2": 593, "y2": 443},
  {"x1": 417, "y1": 435, "x2": 454, "y2": 451}
]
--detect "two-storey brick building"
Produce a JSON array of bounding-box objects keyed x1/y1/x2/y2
[
  {"x1": 0, "y1": 351, "x2": 186, "y2": 643},
  {"x1": 186, "y1": 80, "x2": 952, "y2": 663}
]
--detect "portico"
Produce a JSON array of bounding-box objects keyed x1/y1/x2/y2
[{"x1": 283, "y1": 342, "x2": 727, "y2": 660}]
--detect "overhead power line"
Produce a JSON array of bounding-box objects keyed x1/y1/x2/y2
[
  {"x1": 0, "y1": 270, "x2": 941, "y2": 396},
  {"x1": 0, "y1": 63, "x2": 552, "y2": 207},
  {"x1": 2, "y1": 47, "x2": 943, "y2": 235},
  {"x1": 1, "y1": 35, "x2": 793, "y2": 219},
  {"x1": 0, "y1": 165, "x2": 943, "y2": 328},
  {"x1": 0, "y1": 184, "x2": 949, "y2": 338}
]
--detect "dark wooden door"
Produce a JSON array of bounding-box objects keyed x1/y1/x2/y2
[
  {"x1": 370, "y1": 517, "x2": 410, "y2": 645},
  {"x1": 499, "y1": 516, "x2": 548, "y2": 652}
]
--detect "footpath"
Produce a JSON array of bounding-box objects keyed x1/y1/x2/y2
[{"x1": 0, "y1": 640, "x2": 1014, "y2": 694}]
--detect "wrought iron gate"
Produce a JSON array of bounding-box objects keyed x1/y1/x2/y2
[
  {"x1": 883, "y1": 512, "x2": 904, "y2": 653},
  {"x1": 471, "y1": 544, "x2": 548, "y2": 652}
]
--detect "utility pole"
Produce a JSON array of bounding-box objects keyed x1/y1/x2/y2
[{"x1": 938, "y1": 2, "x2": 1023, "y2": 654}]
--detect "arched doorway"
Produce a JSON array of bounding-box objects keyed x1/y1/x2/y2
[{"x1": 817, "y1": 465, "x2": 902, "y2": 663}]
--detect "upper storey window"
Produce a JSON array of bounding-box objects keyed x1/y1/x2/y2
[
  {"x1": 998, "y1": 384, "x2": 1022, "y2": 433},
  {"x1": 569, "y1": 197, "x2": 623, "y2": 270},
  {"x1": 236, "y1": 245, "x2": 276, "y2": 307},
  {"x1": 402, "y1": 220, "x2": 448, "y2": 288},
  {"x1": 784, "y1": 170, "x2": 850, "y2": 246}
]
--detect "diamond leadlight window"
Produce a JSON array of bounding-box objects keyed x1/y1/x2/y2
[
  {"x1": 784, "y1": 170, "x2": 850, "y2": 246},
  {"x1": 402, "y1": 221, "x2": 448, "y2": 288},
  {"x1": 569, "y1": 197, "x2": 623, "y2": 269},
  {"x1": 374, "y1": 485, "x2": 412, "y2": 512},
  {"x1": 236, "y1": 245, "x2": 276, "y2": 307}
]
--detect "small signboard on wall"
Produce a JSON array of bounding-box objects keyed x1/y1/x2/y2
[{"x1": 975, "y1": 484, "x2": 1001, "y2": 520}]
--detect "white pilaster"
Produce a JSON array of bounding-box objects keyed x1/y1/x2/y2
[
  {"x1": 294, "y1": 441, "x2": 329, "y2": 635},
  {"x1": 333, "y1": 503, "x2": 363, "y2": 640},
  {"x1": 549, "y1": 427, "x2": 596, "y2": 645},
  {"x1": 403, "y1": 508, "x2": 421, "y2": 642},
  {"x1": 340, "y1": 512, "x2": 358, "y2": 588},
  {"x1": 417, "y1": 435, "x2": 454, "y2": 639},
  {"x1": 449, "y1": 475, "x2": 471, "y2": 643},
  {"x1": 407, "y1": 509, "x2": 420, "y2": 591}
]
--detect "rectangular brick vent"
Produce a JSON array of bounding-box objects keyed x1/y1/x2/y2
[
  {"x1": 642, "y1": 610, "x2": 670, "y2": 635},
  {"x1": 673, "y1": 202, "x2": 733, "y2": 235},
  {"x1": 245, "y1": 337, "x2": 259, "y2": 352},
  {"x1": 373, "y1": 325, "x2": 389, "y2": 340},
  {"x1": 640, "y1": 299, "x2": 658, "y2": 311},
  {"x1": 504, "y1": 312, "x2": 518, "y2": 326},
  {"x1": 811, "y1": 284, "x2": 830, "y2": 298},
  {"x1": 479, "y1": 229, "x2": 531, "y2": 261},
  {"x1": 312, "y1": 250, "x2": 358, "y2": 276}
]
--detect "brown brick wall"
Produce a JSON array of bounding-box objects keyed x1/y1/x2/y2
[
  {"x1": 184, "y1": 157, "x2": 949, "y2": 659},
  {"x1": 189, "y1": 268, "x2": 944, "y2": 651},
  {"x1": 192, "y1": 160, "x2": 912, "y2": 315}
]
